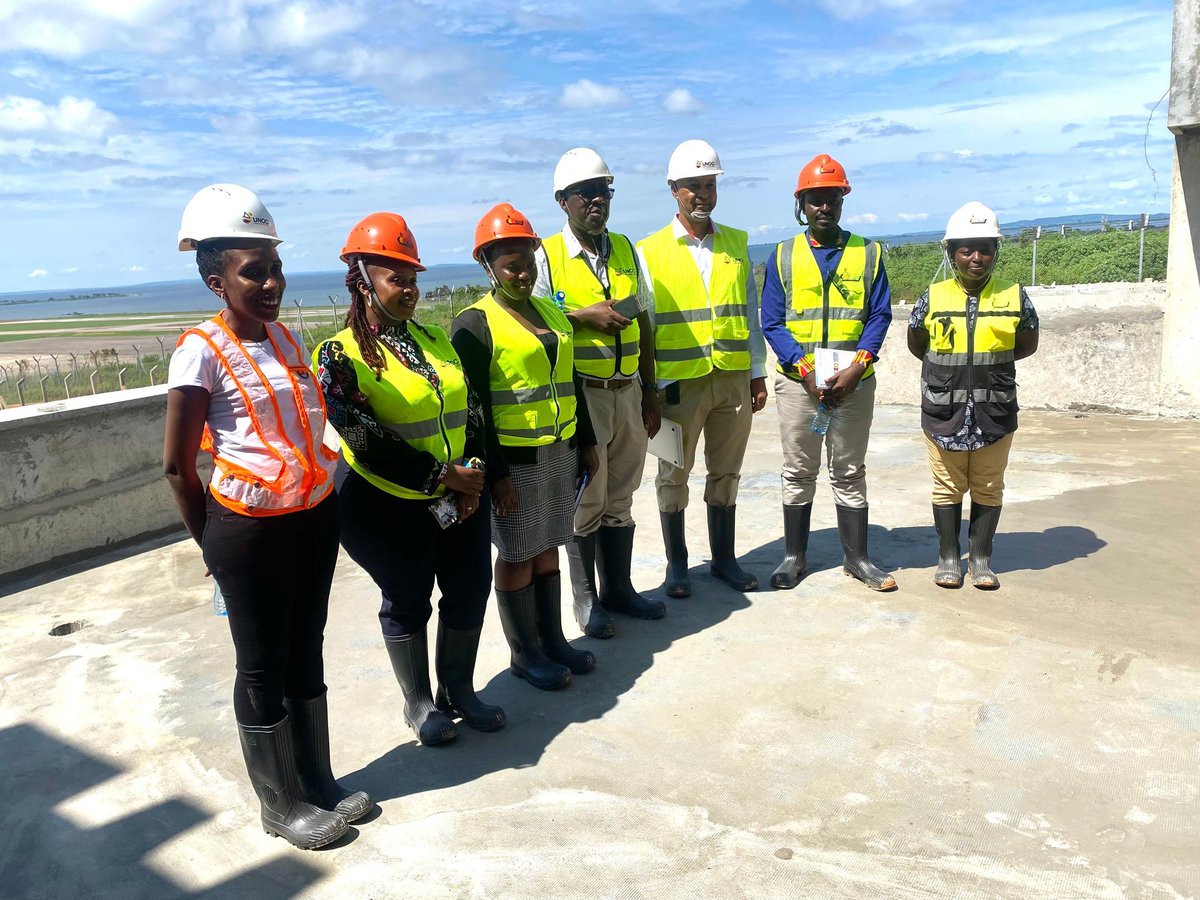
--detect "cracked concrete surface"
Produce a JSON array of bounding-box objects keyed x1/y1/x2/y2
[{"x1": 1, "y1": 403, "x2": 1197, "y2": 899}]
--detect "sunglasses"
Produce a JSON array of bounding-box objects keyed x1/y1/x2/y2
[{"x1": 566, "y1": 184, "x2": 614, "y2": 201}]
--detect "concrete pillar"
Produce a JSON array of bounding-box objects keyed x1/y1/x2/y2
[{"x1": 1161, "y1": 0, "x2": 1200, "y2": 414}]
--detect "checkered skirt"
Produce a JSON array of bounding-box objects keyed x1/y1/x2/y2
[{"x1": 492, "y1": 439, "x2": 578, "y2": 562}]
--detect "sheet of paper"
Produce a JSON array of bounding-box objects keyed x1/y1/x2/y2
[
  {"x1": 647, "y1": 417, "x2": 684, "y2": 468},
  {"x1": 814, "y1": 348, "x2": 857, "y2": 387}
]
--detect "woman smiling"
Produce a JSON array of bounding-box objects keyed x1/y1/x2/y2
[{"x1": 314, "y1": 213, "x2": 502, "y2": 746}]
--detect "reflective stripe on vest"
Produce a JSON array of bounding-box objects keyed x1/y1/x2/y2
[
  {"x1": 322, "y1": 323, "x2": 469, "y2": 500},
  {"x1": 637, "y1": 222, "x2": 751, "y2": 381},
  {"x1": 542, "y1": 231, "x2": 640, "y2": 378},
  {"x1": 920, "y1": 277, "x2": 1022, "y2": 436},
  {"x1": 180, "y1": 317, "x2": 335, "y2": 517},
  {"x1": 776, "y1": 233, "x2": 877, "y2": 378},
  {"x1": 465, "y1": 292, "x2": 578, "y2": 447}
]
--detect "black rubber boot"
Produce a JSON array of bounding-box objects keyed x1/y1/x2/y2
[
  {"x1": 770, "y1": 503, "x2": 812, "y2": 590},
  {"x1": 237, "y1": 717, "x2": 348, "y2": 850},
  {"x1": 565, "y1": 533, "x2": 615, "y2": 638},
  {"x1": 932, "y1": 503, "x2": 964, "y2": 588},
  {"x1": 434, "y1": 623, "x2": 506, "y2": 732},
  {"x1": 596, "y1": 525, "x2": 666, "y2": 619},
  {"x1": 968, "y1": 503, "x2": 1003, "y2": 590},
  {"x1": 659, "y1": 510, "x2": 692, "y2": 598},
  {"x1": 835, "y1": 504, "x2": 897, "y2": 592},
  {"x1": 707, "y1": 504, "x2": 759, "y2": 591},
  {"x1": 383, "y1": 633, "x2": 458, "y2": 746},
  {"x1": 495, "y1": 584, "x2": 573, "y2": 690},
  {"x1": 283, "y1": 692, "x2": 373, "y2": 823},
  {"x1": 533, "y1": 572, "x2": 596, "y2": 674}
]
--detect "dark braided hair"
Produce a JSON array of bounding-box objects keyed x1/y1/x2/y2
[
  {"x1": 196, "y1": 239, "x2": 236, "y2": 282},
  {"x1": 344, "y1": 259, "x2": 389, "y2": 379}
]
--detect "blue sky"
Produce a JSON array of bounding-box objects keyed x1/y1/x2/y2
[{"x1": 0, "y1": 0, "x2": 1176, "y2": 292}]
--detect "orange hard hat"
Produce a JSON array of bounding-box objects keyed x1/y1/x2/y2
[
  {"x1": 340, "y1": 212, "x2": 426, "y2": 270},
  {"x1": 473, "y1": 203, "x2": 540, "y2": 261},
  {"x1": 795, "y1": 154, "x2": 852, "y2": 197}
]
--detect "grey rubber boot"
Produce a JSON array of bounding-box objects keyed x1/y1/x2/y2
[
  {"x1": 237, "y1": 717, "x2": 348, "y2": 850},
  {"x1": 533, "y1": 571, "x2": 596, "y2": 674},
  {"x1": 434, "y1": 622, "x2": 506, "y2": 732},
  {"x1": 968, "y1": 503, "x2": 1003, "y2": 589},
  {"x1": 835, "y1": 504, "x2": 897, "y2": 591},
  {"x1": 495, "y1": 584, "x2": 573, "y2": 691},
  {"x1": 770, "y1": 503, "x2": 812, "y2": 590},
  {"x1": 283, "y1": 692, "x2": 373, "y2": 823},
  {"x1": 932, "y1": 503, "x2": 964, "y2": 588},
  {"x1": 565, "y1": 533, "x2": 615, "y2": 638},
  {"x1": 383, "y1": 632, "x2": 458, "y2": 746},
  {"x1": 659, "y1": 510, "x2": 692, "y2": 598},
  {"x1": 596, "y1": 525, "x2": 666, "y2": 619},
  {"x1": 707, "y1": 504, "x2": 759, "y2": 591}
]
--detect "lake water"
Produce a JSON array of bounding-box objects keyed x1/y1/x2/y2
[{"x1": 0, "y1": 264, "x2": 491, "y2": 322}]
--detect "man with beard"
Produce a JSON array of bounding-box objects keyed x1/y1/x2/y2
[{"x1": 535, "y1": 148, "x2": 667, "y2": 641}]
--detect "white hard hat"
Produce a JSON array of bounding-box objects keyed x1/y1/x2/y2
[
  {"x1": 553, "y1": 148, "x2": 613, "y2": 195},
  {"x1": 667, "y1": 139, "x2": 724, "y2": 183},
  {"x1": 942, "y1": 201, "x2": 1002, "y2": 245},
  {"x1": 178, "y1": 183, "x2": 281, "y2": 251}
]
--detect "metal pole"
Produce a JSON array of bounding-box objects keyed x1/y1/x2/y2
[
  {"x1": 1138, "y1": 212, "x2": 1149, "y2": 282},
  {"x1": 40, "y1": 376, "x2": 50, "y2": 403},
  {"x1": 64, "y1": 372, "x2": 74, "y2": 399},
  {"x1": 1031, "y1": 226, "x2": 1041, "y2": 287}
]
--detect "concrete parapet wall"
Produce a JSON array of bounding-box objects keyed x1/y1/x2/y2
[
  {"x1": 0, "y1": 385, "x2": 197, "y2": 582},
  {"x1": 874, "y1": 282, "x2": 1174, "y2": 417}
]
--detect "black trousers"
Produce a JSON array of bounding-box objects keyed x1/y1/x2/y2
[
  {"x1": 336, "y1": 467, "x2": 492, "y2": 638},
  {"x1": 202, "y1": 491, "x2": 340, "y2": 726}
]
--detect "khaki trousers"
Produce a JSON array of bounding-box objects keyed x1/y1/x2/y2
[
  {"x1": 656, "y1": 367, "x2": 752, "y2": 513},
  {"x1": 774, "y1": 372, "x2": 876, "y2": 508},
  {"x1": 575, "y1": 382, "x2": 649, "y2": 535},
  {"x1": 924, "y1": 431, "x2": 1013, "y2": 506}
]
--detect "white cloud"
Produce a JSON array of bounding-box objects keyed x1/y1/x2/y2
[
  {"x1": 897, "y1": 212, "x2": 928, "y2": 222},
  {"x1": 560, "y1": 79, "x2": 628, "y2": 109},
  {"x1": 953, "y1": 149, "x2": 973, "y2": 158},
  {"x1": 845, "y1": 213, "x2": 879, "y2": 225},
  {"x1": 122, "y1": 265, "x2": 146, "y2": 272},
  {"x1": 0, "y1": 95, "x2": 117, "y2": 139},
  {"x1": 63, "y1": 266, "x2": 78, "y2": 273},
  {"x1": 662, "y1": 88, "x2": 702, "y2": 114},
  {"x1": 209, "y1": 110, "x2": 268, "y2": 136},
  {"x1": 28, "y1": 268, "x2": 48, "y2": 277},
  {"x1": 1108, "y1": 178, "x2": 1138, "y2": 190}
]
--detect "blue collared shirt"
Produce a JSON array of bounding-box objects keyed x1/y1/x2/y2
[{"x1": 761, "y1": 228, "x2": 893, "y2": 371}]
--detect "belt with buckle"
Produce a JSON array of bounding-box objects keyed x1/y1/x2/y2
[{"x1": 581, "y1": 377, "x2": 636, "y2": 390}]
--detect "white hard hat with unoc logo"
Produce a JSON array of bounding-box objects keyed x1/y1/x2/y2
[
  {"x1": 178, "y1": 183, "x2": 282, "y2": 251},
  {"x1": 553, "y1": 148, "x2": 614, "y2": 195},
  {"x1": 667, "y1": 139, "x2": 724, "y2": 183},
  {"x1": 942, "y1": 201, "x2": 1003, "y2": 245}
]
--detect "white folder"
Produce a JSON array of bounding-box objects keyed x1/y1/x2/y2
[
  {"x1": 648, "y1": 417, "x2": 684, "y2": 468},
  {"x1": 814, "y1": 348, "x2": 857, "y2": 386}
]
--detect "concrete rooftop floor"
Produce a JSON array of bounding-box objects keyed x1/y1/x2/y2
[{"x1": 1, "y1": 402, "x2": 1198, "y2": 899}]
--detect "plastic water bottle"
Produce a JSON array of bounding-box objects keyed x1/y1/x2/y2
[
  {"x1": 811, "y1": 402, "x2": 832, "y2": 435},
  {"x1": 552, "y1": 290, "x2": 567, "y2": 312},
  {"x1": 213, "y1": 581, "x2": 228, "y2": 617}
]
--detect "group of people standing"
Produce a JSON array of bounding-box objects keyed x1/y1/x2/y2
[{"x1": 161, "y1": 142, "x2": 1038, "y2": 849}]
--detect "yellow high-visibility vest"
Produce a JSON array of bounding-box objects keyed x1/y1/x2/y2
[
  {"x1": 637, "y1": 223, "x2": 751, "y2": 381},
  {"x1": 921, "y1": 276, "x2": 1023, "y2": 437},
  {"x1": 464, "y1": 292, "x2": 578, "y2": 447},
  {"x1": 319, "y1": 323, "x2": 468, "y2": 500},
  {"x1": 542, "y1": 231, "x2": 640, "y2": 378},
  {"x1": 775, "y1": 233, "x2": 879, "y2": 379}
]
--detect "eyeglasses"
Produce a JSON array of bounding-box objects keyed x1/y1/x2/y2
[{"x1": 566, "y1": 184, "x2": 614, "y2": 201}]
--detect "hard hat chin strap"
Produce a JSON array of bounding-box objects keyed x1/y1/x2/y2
[
  {"x1": 481, "y1": 256, "x2": 526, "y2": 305},
  {"x1": 357, "y1": 258, "x2": 409, "y2": 327},
  {"x1": 946, "y1": 243, "x2": 1001, "y2": 292},
  {"x1": 794, "y1": 194, "x2": 808, "y2": 227}
]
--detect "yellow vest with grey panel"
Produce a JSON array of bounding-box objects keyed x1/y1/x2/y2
[
  {"x1": 322, "y1": 323, "x2": 467, "y2": 501},
  {"x1": 775, "y1": 233, "x2": 878, "y2": 379},
  {"x1": 542, "y1": 231, "x2": 640, "y2": 378},
  {"x1": 921, "y1": 276, "x2": 1022, "y2": 438},
  {"x1": 637, "y1": 223, "x2": 751, "y2": 381},
  {"x1": 465, "y1": 292, "x2": 578, "y2": 447}
]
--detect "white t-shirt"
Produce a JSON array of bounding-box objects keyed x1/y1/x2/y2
[{"x1": 168, "y1": 326, "x2": 319, "y2": 477}]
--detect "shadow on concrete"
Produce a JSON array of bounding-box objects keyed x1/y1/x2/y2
[
  {"x1": 344, "y1": 567, "x2": 751, "y2": 804},
  {"x1": 741, "y1": 522, "x2": 1107, "y2": 580},
  {"x1": 0, "y1": 722, "x2": 324, "y2": 899}
]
